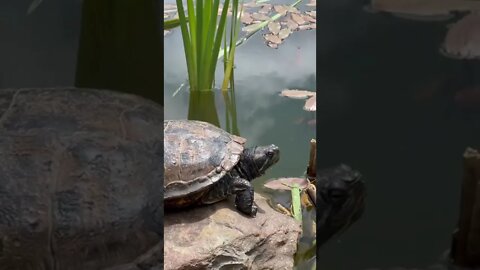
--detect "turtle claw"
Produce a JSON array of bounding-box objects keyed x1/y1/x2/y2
[{"x1": 250, "y1": 205, "x2": 258, "y2": 217}]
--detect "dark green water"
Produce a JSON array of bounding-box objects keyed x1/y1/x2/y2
[{"x1": 316, "y1": 2, "x2": 480, "y2": 269}]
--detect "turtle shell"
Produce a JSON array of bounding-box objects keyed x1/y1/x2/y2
[
  {"x1": 0, "y1": 88, "x2": 164, "y2": 270},
  {"x1": 164, "y1": 120, "x2": 247, "y2": 204}
]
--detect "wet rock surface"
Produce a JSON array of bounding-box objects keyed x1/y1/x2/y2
[{"x1": 164, "y1": 193, "x2": 302, "y2": 270}]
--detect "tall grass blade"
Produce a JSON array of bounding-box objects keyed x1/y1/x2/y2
[{"x1": 176, "y1": 0, "x2": 197, "y2": 90}]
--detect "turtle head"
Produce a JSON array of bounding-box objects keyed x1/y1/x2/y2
[
  {"x1": 241, "y1": 144, "x2": 280, "y2": 179},
  {"x1": 316, "y1": 164, "x2": 366, "y2": 249}
]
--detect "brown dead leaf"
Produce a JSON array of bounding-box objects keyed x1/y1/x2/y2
[
  {"x1": 268, "y1": 21, "x2": 281, "y2": 35},
  {"x1": 298, "y1": 24, "x2": 313, "y2": 31},
  {"x1": 273, "y1": 5, "x2": 288, "y2": 14},
  {"x1": 285, "y1": 19, "x2": 299, "y2": 31},
  {"x1": 252, "y1": 12, "x2": 270, "y2": 21},
  {"x1": 305, "y1": 10, "x2": 316, "y2": 17},
  {"x1": 241, "y1": 12, "x2": 254, "y2": 24},
  {"x1": 302, "y1": 14, "x2": 316, "y2": 23},
  {"x1": 259, "y1": 4, "x2": 272, "y2": 14},
  {"x1": 291, "y1": 13, "x2": 306, "y2": 25},
  {"x1": 264, "y1": 33, "x2": 282, "y2": 44},
  {"x1": 280, "y1": 89, "x2": 316, "y2": 99},
  {"x1": 285, "y1": 6, "x2": 300, "y2": 13},
  {"x1": 278, "y1": 28, "x2": 292, "y2": 39}
]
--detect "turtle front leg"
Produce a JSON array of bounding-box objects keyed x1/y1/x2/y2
[{"x1": 232, "y1": 177, "x2": 257, "y2": 217}]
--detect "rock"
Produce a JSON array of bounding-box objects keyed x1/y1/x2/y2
[{"x1": 164, "y1": 193, "x2": 302, "y2": 270}]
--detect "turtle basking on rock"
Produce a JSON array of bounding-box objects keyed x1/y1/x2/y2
[{"x1": 163, "y1": 120, "x2": 280, "y2": 217}]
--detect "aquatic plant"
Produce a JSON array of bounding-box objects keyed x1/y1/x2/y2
[{"x1": 175, "y1": 0, "x2": 239, "y2": 92}]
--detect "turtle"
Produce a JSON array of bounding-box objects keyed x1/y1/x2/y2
[
  {"x1": 0, "y1": 88, "x2": 164, "y2": 270},
  {"x1": 316, "y1": 164, "x2": 366, "y2": 248},
  {"x1": 163, "y1": 120, "x2": 280, "y2": 217}
]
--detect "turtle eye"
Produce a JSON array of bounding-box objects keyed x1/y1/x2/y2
[{"x1": 266, "y1": 151, "x2": 274, "y2": 158}]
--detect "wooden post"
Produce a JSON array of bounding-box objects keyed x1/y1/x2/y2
[
  {"x1": 451, "y1": 147, "x2": 480, "y2": 267},
  {"x1": 307, "y1": 139, "x2": 316, "y2": 181}
]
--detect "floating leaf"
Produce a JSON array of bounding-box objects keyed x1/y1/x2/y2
[
  {"x1": 305, "y1": 10, "x2": 316, "y2": 17},
  {"x1": 264, "y1": 177, "x2": 309, "y2": 190},
  {"x1": 268, "y1": 21, "x2": 281, "y2": 35},
  {"x1": 441, "y1": 13, "x2": 480, "y2": 59},
  {"x1": 298, "y1": 24, "x2": 314, "y2": 31},
  {"x1": 280, "y1": 89, "x2": 316, "y2": 99},
  {"x1": 259, "y1": 4, "x2": 272, "y2": 14},
  {"x1": 291, "y1": 13, "x2": 306, "y2": 25},
  {"x1": 252, "y1": 12, "x2": 270, "y2": 21},
  {"x1": 304, "y1": 95, "x2": 317, "y2": 111},
  {"x1": 264, "y1": 33, "x2": 282, "y2": 44},
  {"x1": 241, "y1": 12, "x2": 254, "y2": 24},
  {"x1": 285, "y1": 18, "x2": 299, "y2": 31},
  {"x1": 273, "y1": 5, "x2": 288, "y2": 14},
  {"x1": 302, "y1": 14, "x2": 316, "y2": 23},
  {"x1": 285, "y1": 6, "x2": 300, "y2": 13},
  {"x1": 278, "y1": 28, "x2": 292, "y2": 39}
]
